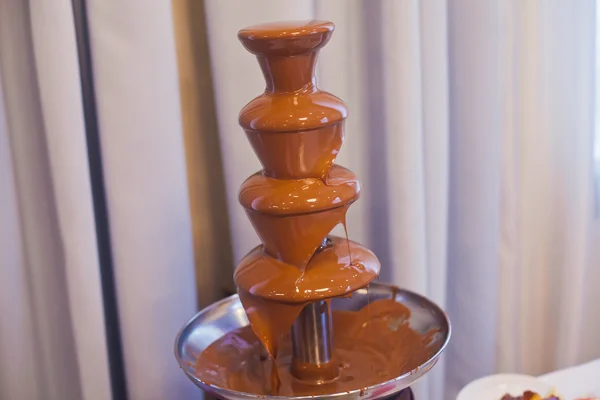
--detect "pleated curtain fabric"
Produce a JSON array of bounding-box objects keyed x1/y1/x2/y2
[
  {"x1": 492, "y1": 0, "x2": 598, "y2": 373},
  {"x1": 0, "y1": 1, "x2": 105, "y2": 399},
  {"x1": 29, "y1": 0, "x2": 114, "y2": 398},
  {"x1": 80, "y1": 0, "x2": 199, "y2": 399},
  {"x1": 0, "y1": 1, "x2": 198, "y2": 400}
]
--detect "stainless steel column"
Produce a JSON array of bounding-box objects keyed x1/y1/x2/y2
[
  {"x1": 289, "y1": 237, "x2": 338, "y2": 382},
  {"x1": 291, "y1": 300, "x2": 333, "y2": 366}
]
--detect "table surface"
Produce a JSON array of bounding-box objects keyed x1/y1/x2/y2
[{"x1": 539, "y1": 359, "x2": 600, "y2": 399}]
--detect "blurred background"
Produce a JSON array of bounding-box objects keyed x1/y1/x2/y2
[{"x1": 1, "y1": 1, "x2": 599, "y2": 400}]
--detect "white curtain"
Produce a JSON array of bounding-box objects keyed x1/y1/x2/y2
[
  {"x1": 1, "y1": 1, "x2": 599, "y2": 400},
  {"x1": 0, "y1": 1, "x2": 198, "y2": 400},
  {"x1": 447, "y1": 2, "x2": 598, "y2": 393}
]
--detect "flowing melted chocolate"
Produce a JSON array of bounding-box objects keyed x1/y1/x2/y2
[
  {"x1": 193, "y1": 20, "x2": 437, "y2": 397},
  {"x1": 195, "y1": 299, "x2": 437, "y2": 396}
]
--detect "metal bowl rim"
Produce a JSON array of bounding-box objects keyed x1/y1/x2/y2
[{"x1": 174, "y1": 285, "x2": 452, "y2": 400}]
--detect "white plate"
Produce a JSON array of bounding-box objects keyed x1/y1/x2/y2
[{"x1": 457, "y1": 374, "x2": 555, "y2": 400}]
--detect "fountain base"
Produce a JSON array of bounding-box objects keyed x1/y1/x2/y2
[{"x1": 175, "y1": 283, "x2": 450, "y2": 400}]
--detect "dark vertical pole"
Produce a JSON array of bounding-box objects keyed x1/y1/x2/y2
[{"x1": 70, "y1": 1, "x2": 128, "y2": 399}]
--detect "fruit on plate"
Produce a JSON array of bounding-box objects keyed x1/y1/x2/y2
[{"x1": 500, "y1": 391, "x2": 559, "y2": 400}]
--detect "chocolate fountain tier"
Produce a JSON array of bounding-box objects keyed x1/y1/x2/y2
[
  {"x1": 239, "y1": 165, "x2": 360, "y2": 268},
  {"x1": 235, "y1": 236, "x2": 380, "y2": 302},
  {"x1": 175, "y1": 283, "x2": 451, "y2": 400},
  {"x1": 239, "y1": 165, "x2": 359, "y2": 215}
]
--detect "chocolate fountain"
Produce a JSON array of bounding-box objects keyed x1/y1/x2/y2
[{"x1": 175, "y1": 21, "x2": 450, "y2": 400}]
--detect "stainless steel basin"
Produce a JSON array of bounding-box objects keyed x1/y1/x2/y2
[{"x1": 175, "y1": 282, "x2": 451, "y2": 400}]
